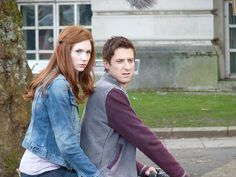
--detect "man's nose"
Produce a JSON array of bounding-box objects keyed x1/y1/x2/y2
[{"x1": 123, "y1": 60, "x2": 131, "y2": 69}]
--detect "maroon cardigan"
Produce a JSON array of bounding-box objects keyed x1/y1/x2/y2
[{"x1": 106, "y1": 88, "x2": 189, "y2": 177}]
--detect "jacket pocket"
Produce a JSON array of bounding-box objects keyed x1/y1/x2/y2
[{"x1": 107, "y1": 144, "x2": 123, "y2": 169}]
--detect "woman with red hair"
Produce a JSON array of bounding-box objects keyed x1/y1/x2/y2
[{"x1": 19, "y1": 25, "x2": 102, "y2": 177}]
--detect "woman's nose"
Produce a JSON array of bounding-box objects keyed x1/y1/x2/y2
[{"x1": 81, "y1": 52, "x2": 88, "y2": 61}]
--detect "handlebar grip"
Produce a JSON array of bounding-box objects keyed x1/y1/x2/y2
[
  {"x1": 148, "y1": 168, "x2": 169, "y2": 177},
  {"x1": 148, "y1": 171, "x2": 157, "y2": 177}
]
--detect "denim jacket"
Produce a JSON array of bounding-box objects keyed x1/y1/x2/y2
[{"x1": 22, "y1": 74, "x2": 102, "y2": 177}]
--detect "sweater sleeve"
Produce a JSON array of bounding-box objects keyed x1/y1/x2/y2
[
  {"x1": 136, "y1": 161, "x2": 149, "y2": 177},
  {"x1": 106, "y1": 88, "x2": 188, "y2": 177}
]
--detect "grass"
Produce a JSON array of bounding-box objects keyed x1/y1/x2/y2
[
  {"x1": 129, "y1": 91, "x2": 236, "y2": 128},
  {"x1": 79, "y1": 91, "x2": 236, "y2": 128}
]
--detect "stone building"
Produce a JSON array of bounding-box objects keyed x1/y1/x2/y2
[{"x1": 16, "y1": 0, "x2": 236, "y2": 91}]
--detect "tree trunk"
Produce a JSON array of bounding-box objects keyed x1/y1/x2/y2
[{"x1": 0, "y1": 0, "x2": 32, "y2": 176}]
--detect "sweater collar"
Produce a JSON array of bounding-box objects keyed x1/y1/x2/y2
[{"x1": 102, "y1": 73, "x2": 127, "y2": 94}]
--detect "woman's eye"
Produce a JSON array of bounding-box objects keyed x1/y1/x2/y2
[{"x1": 76, "y1": 50, "x2": 83, "y2": 53}]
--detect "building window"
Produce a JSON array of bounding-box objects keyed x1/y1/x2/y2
[
  {"x1": 18, "y1": 1, "x2": 92, "y2": 73},
  {"x1": 226, "y1": 1, "x2": 236, "y2": 77}
]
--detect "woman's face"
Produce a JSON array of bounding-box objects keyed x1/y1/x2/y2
[{"x1": 71, "y1": 40, "x2": 92, "y2": 72}]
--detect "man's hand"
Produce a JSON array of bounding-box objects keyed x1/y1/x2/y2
[
  {"x1": 145, "y1": 167, "x2": 170, "y2": 177},
  {"x1": 145, "y1": 166, "x2": 157, "y2": 176}
]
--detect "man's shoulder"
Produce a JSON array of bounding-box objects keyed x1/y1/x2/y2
[
  {"x1": 95, "y1": 79, "x2": 123, "y2": 95},
  {"x1": 96, "y1": 79, "x2": 113, "y2": 89}
]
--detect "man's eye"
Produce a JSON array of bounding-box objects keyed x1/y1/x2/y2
[
  {"x1": 116, "y1": 60, "x2": 123, "y2": 63},
  {"x1": 128, "y1": 59, "x2": 134, "y2": 63}
]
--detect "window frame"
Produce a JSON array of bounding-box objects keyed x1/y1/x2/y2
[
  {"x1": 17, "y1": 1, "x2": 92, "y2": 73},
  {"x1": 225, "y1": 1, "x2": 236, "y2": 78}
]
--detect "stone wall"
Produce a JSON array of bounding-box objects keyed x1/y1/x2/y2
[{"x1": 130, "y1": 46, "x2": 218, "y2": 90}]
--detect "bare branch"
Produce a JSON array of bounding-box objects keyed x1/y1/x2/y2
[{"x1": 126, "y1": 0, "x2": 157, "y2": 10}]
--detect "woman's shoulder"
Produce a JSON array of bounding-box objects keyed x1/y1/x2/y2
[{"x1": 49, "y1": 74, "x2": 69, "y2": 90}]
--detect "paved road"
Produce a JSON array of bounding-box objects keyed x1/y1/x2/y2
[{"x1": 136, "y1": 137, "x2": 236, "y2": 177}]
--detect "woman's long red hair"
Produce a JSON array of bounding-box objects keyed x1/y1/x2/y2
[{"x1": 23, "y1": 25, "x2": 95, "y2": 103}]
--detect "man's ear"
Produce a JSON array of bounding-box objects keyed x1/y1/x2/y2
[{"x1": 103, "y1": 61, "x2": 110, "y2": 71}]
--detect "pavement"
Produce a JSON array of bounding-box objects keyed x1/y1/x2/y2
[
  {"x1": 150, "y1": 126, "x2": 236, "y2": 177},
  {"x1": 201, "y1": 160, "x2": 236, "y2": 177}
]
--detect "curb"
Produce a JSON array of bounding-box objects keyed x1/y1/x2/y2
[{"x1": 151, "y1": 126, "x2": 236, "y2": 139}]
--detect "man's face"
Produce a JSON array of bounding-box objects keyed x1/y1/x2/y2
[{"x1": 104, "y1": 48, "x2": 135, "y2": 88}]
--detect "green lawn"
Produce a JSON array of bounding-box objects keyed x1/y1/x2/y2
[{"x1": 129, "y1": 91, "x2": 236, "y2": 128}]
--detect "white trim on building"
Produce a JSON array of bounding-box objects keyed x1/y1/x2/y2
[{"x1": 225, "y1": 1, "x2": 236, "y2": 78}]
